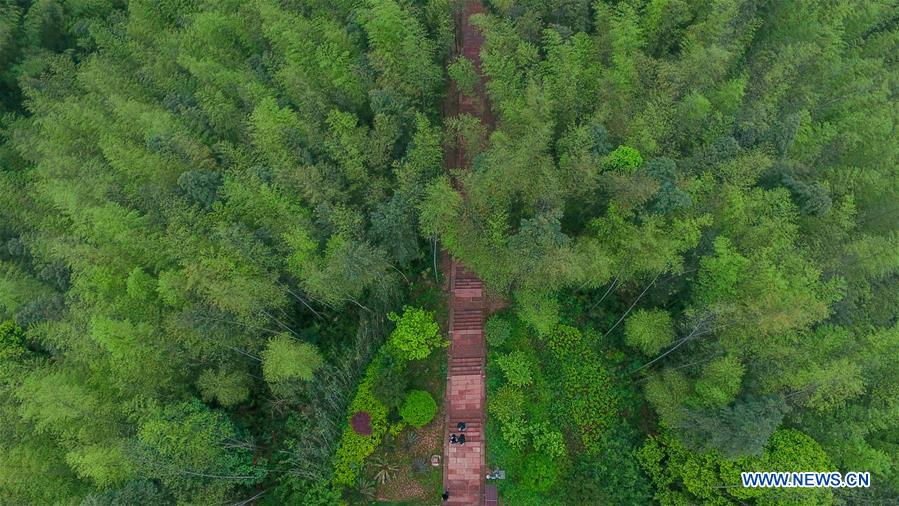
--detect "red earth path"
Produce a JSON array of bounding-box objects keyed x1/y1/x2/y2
[{"x1": 441, "y1": 2, "x2": 496, "y2": 505}]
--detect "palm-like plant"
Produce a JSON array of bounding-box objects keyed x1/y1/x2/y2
[
  {"x1": 369, "y1": 454, "x2": 399, "y2": 485},
  {"x1": 412, "y1": 456, "x2": 429, "y2": 475},
  {"x1": 404, "y1": 430, "x2": 420, "y2": 450},
  {"x1": 353, "y1": 475, "x2": 377, "y2": 501}
]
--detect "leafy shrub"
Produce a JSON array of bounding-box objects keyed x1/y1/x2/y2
[
  {"x1": 0, "y1": 320, "x2": 26, "y2": 360},
  {"x1": 531, "y1": 422, "x2": 567, "y2": 459},
  {"x1": 624, "y1": 309, "x2": 675, "y2": 355},
  {"x1": 604, "y1": 145, "x2": 643, "y2": 172},
  {"x1": 488, "y1": 384, "x2": 524, "y2": 423},
  {"x1": 371, "y1": 353, "x2": 408, "y2": 409},
  {"x1": 496, "y1": 351, "x2": 534, "y2": 386},
  {"x1": 500, "y1": 417, "x2": 529, "y2": 448},
  {"x1": 515, "y1": 289, "x2": 559, "y2": 336},
  {"x1": 546, "y1": 325, "x2": 616, "y2": 454},
  {"x1": 399, "y1": 390, "x2": 437, "y2": 428},
  {"x1": 546, "y1": 324, "x2": 582, "y2": 357},
  {"x1": 563, "y1": 426, "x2": 653, "y2": 505},
  {"x1": 639, "y1": 429, "x2": 832, "y2": 504},
  {"x1": 522, "y1": 453, "x2": 560, "y2": 493},
  {"x1": 332, "y1": 354, "x2": 389, "y2": 486},
  {"x1": 387, "y1": 306, "x2": 445, "y2": 360},
  {"x1": 388, "y1": 421, "x2": 405, "y2": 437},
  {"x1": 561, "y1": 358, "x2": 616, "y2": 454},
  {"x1": 485, "y1": 315, "x2": 511, "y2": 347}
]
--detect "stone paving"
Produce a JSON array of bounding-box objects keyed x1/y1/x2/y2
[
  {"x1": 443, "y1": 261, "x2": 487, "y2": 505},
  {"x1": 442, "y1": 2, "x2": 492, "y2": 505}
]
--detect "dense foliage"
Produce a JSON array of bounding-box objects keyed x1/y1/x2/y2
[
  {"x1": 450, "y1": 0, "x2": 898, "y2": 503},
  {"x1": 0, "y1": 0, "x2": 451, "y2": 504},
  {"x1": 0, "y1": 0, "x2": 896, "y2": 504}
]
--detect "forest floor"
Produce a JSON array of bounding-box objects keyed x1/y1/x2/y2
[
  {"x1": 375, "y1": 348, "x2": 446, "y2": 504},
  {"x1": 375, "y1": 276, "x2": 447, "y2": 504}
]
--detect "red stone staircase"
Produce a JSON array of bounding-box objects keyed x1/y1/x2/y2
[
  {"x1": 442, "y1": 2, "x2": 494, "y2": 505},
  {"x1": 443, "y1": 260, "x2": 487, "y2": 505}
]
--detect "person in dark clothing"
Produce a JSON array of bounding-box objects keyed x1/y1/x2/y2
[
  {"x1": 458, "y1": 433, "x2": 465, "y2": 445},
  {"x1": 457, "y1": 421, "x2": 466, "y2": 432},
  {"x1": 450, "y1": 433, "x2": 457, "y2": 444},
  {"x1": 442, "y1": 490, "x2": 449, "y2": 501}
]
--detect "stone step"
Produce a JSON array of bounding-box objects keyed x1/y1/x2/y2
[
  {"x1": 448, "y1": 427, "x2": 482, "y2": 436},
  {"x1": 451, "y1": 347, "x2": 485, "y2": 359},
  {"x1": 449, "y1": 436, "x2": 483, "y2": 442},
  {"x1": 453, "y1": 288, "x2": 483, "y2": 299},
  {"x1": 451, "y1": 328, "x2": 483, "y2": 338},
  {"x1": 450, "y1": 362, "x2": 482, "y2": 370},
  {"x1": 449, "y1": 428, "x2": 481, "y2": 436},
  {"x1": 448, "y1": 409, "x2": 482, "y2": 420},
  {"x1": 450, "y1": 363, "x2": 484, "y2": 372},
  {"x1": 450, "y1": 368, "x2": 483, "y2": 376},
  {"x1": 446, "y1": 495, "x2": 479, "y2": 505}
]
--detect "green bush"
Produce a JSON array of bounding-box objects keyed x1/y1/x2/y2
[
  {"x1": 332, "y1": 354, "x2": 389, "y2": 486},
  {"x1": 500, "y1": 417, "x2": 529, "y2": 448},
  {"x1": 639, "y1": 429, "x2": 833, "y2": 504},
  {"x1": 515, "y1": 289, "x2": 560, "y2": 337},
  {"x1": 485, "y1": 315, "x2": 511, "y2": 348},
  {"x1": 0, "y1": 320, "x2": 26, "y2": 360},
  {"x1": 496, "y1": 351, "x2": 534, "y2": 387},
  {"x1": 398, "y1": 390, "x2": 437, "y2": 428},
  {"x1": 604, "y1": 145, "x2": 643, "y2": 172},
  {"x1": 387, "y1": 306, "x2": 445, "y2": 360},
  {"x1": 563, "y1": 429, "x2": 653, "y2": 505},
  {"x1": 371, "y1": 353, "x2": 408, "y2": 409},
  {"x1": 488, "y1": 384, "x2": 524, "y2": 423},
  {"x1": 522, "y1": 453, "x2": 560, "y2": 493},
  {"x1": 545, "y1": 324, "x2": 616, "y2": 454},
  {"x1": 531, "y1": 422, "x2": 566, "y2": 459},
  {"x1": 546, "y1": 324, "x2": 582, "y2": 357}
]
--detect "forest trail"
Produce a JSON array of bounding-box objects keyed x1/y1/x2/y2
[{"x1": 442, "y1": 2, "x2": 492, "y2": 505}]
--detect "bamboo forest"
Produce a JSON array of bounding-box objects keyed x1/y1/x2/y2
[{"x1": 0, "y1": 0, "x2": 897, "y2": 504}]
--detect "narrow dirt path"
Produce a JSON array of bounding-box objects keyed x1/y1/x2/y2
[{"x1": 441, "y1": 2, "x2": 492, "y2": 505}]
